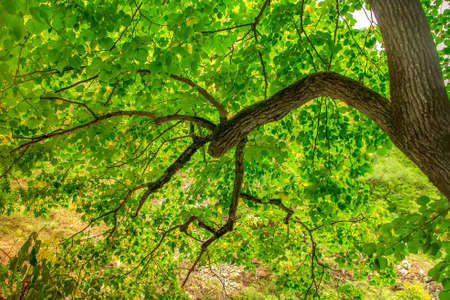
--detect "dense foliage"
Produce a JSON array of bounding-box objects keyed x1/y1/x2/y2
[{"x1": 0, "y1": 0, "x2": 448, "y2": 298}]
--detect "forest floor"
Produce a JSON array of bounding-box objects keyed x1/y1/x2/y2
[{"x1": 0, "y1": 208, "x2": 442, "y2": 299}]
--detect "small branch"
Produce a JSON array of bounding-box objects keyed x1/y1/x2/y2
[
  {"x1": 14, "y1": 67, "x2": 80, "y2": 79},
  {"x1": 309, "y1": 215, "x2": 366, "y2": 231},
  {"x1": 254, "y1": 0, "x2": 271, "y2": 26},
  {"x1": 0, "y1": 145, "x2": 30, "y2": 178},
  {"x1": 137, "y1": 70, "x2": 227, "y2": 121},
  {"x1": 182, "y1": 139, "x2": 247, "y2": 287},
  {"x1": 298, "y1": 0, "x2": 328, "y2": 68},
  {"x1": 311, "y1": 98, "x2": 324, "y2": 166},
  {"x1": 295, "y1": 219, "x2": 324, "y2": 299},
  {"x1": 169, "y1": 74, "x2": 228, "y2": 121},
  {"x1": 252, "y1": 0, "x2": 271, "y2": 99},
  {"x1": 200, "y1": 0, "x2": 269, "y2": 34},
  {"x1": 240, "y1": 193, "x2": 293, "y2": 224},
  {"x1": 106, "y1": 122, "x2": 182, "y2": 169},
  {"x1": 9, "y1": 110, "x2": 155, "y2": 154},
  {"x1": 155, "y1": 114, "x2": 215, "y2": 130},
  {"x1": 179, "y1": 215, "x2": 217, "y2": 240},
  {"x1": 182, "y1": 244, "x2": 207, "y2": 286},
  {"x1": 103, "y1": 81, "x2": 119, "y2": 106},
  {"x1": 201, "y1": 23, "x2": 253, "y2": 34},
  {"x1": 54, "y1": 75, "x2": 99, "y2": 94},
  {"x1": 110, "y1": 2, "x2": 143, "y2": 50},
  {"x1": 13, "y1": 34, "x2": 31, "y2": 84},
  {"x1": 133, "y1": 136, "x2": 211, "y2": 217},
  {"x1": 10, "y1": 111, "x2": 213, "y2": 154},
  {"x1": 40, "y1": 96, "x2": 98, "y2": 119},
  {"x1": 257, "y1": 51, "x2": 268, "y2": 99},
  {"x1": 206, "y1": 251, "x2": 230, "y2": 298},
  {"x1": 119, "y1": 223, "x2": 182, "y2": 278},
  {"x1": 65, "y1": 184, "x2": 147, "y2": 242},
  {"x1": 392, "y1": 208, "x2": 449, "y2": 247},
  {"x1": 327, "y1": 0, "x2": 340, "y2": 70},
  {"x1": 228, "y1": 138, "x2": 247, "y2": 221},
  {"x1": 252, "y1": 25, "x2": 268, "y2": 99}
]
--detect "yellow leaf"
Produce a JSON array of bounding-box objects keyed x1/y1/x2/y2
[
  {"x1": 106, "y1": 140, "x2": 115, "y2": 149},
  {"x1": 186, "y1": 43, "x2": 193, "y2": 54},
  {"x1": 305, "y1": 4, "x2": 312, "y2": 13},
  {"x1": 1, "y1": 134, "x2": 13, "y2": 145},
  {"x1": 125, "y1": 179, "x2": 131, "y2": 185},
  {"x1": 186, "y1": 18, "x2": 192, "y2": 27},
  {"x1": 74, "y1": 288, "x2": 81, "y2": 297},
  {"x1": 68, "y1": 201, "x2": 77, "y2": 210},
  {"x1": 55, "y1": 99, "x2": 63, "y2": 105},
  {"x1": 33, "y1": 181, "x2": 47, "y2": 189},
  {"x1": 280, "y1": 193, "x2": 290, "y2": 201}
]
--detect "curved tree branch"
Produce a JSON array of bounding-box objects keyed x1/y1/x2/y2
[
  {"x1": 9, "y1": 111, "x2": 214, "y2": 154},
  {"x1": 168, "y1": 74, "x2": 228, "y2": 121},
  {"x1": 40, "y1": 96, "x2": 98, "y2": 119},
  {"x1": 154, "y1": 114, "x2": 215, "y2": 130},
  {"x1": 54, "y1": 75, "x2": 98, "y2": 94},
  {"x1": 137, "y1": 69, "x2": 228, "y2": 121},
  {"x1": 182, "y1": 138, "x2": 246, "y2": 287},
  {"x1": 240, "y1": 193, "x2": 293, "y2": 224},
  {"x1": 208, "y1": 72, "x2": 392, "y2": 157},
  {"x1": 133, "y1": 136, "x2": 211, "y2": 217}
]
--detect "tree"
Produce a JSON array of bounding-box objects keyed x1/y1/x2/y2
[{"x1": 0, "y1": 0, "x2": 448, "y2": 298}]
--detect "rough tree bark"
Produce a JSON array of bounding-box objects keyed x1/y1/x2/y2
[
  {"x1": 368, "y1": 0, "x2": 450, "y2": 197},
  {"x1": 206, "y1": 1, "x2": 450, "y2": 198}
]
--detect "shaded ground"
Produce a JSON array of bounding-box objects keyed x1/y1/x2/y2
[
  {"x1": 0, "y1": 208, "x2": 94, "y2": 264},
  {"x1": 0, "y1": 209, "x2": 442, "y2": 299},
  {"x1": 182, "y1": 255, "x2": 441, "y2": 299}
]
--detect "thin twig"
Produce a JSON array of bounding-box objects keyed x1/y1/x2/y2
[
  {"x1": 0, "y1": 145, "x2": 30, "y2": 178},
  {"x1": 201, "y1": 23, "x2": 253, "y2": 34},
  {"x1": 40, "y1": 96, "x2": 98, "y2": 118},
  {"x1": 133, "y1": 136, "x2": 211, "y2": 217},
  {"x1": 54, "y1": 75, "x2": 99, "y2": 94},
  {"x1": 103, "y1": 81, "x2": 119, "y2": 106},
  {"x1": 327, "y1": 0, "x2": 340, "y2": 70},
  {"x1": 110, "y1": 2, "x2": 143, "y2": 50}
]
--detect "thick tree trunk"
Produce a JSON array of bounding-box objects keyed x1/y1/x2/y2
[
  {"x1": 369, "y1": 0, "x2": 450, "y2": 198},
  {"x1": 206, "y1": 1, "x2": 450, "y2": 199}
]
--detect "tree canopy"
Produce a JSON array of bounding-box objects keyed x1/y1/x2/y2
[{"x1": 0, "y1": 0, "x2": 449, "y2": 298}]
